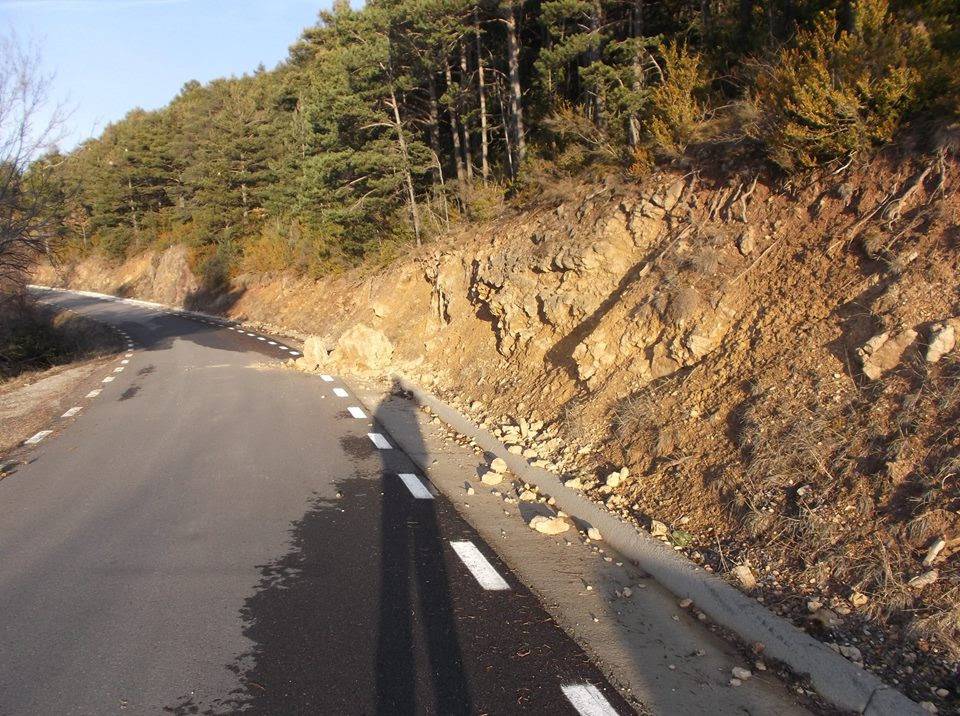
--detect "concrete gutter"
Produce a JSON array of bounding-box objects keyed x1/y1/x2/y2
[{"x1": 386, "y1": 375, "x2": 923, "y2": 716}]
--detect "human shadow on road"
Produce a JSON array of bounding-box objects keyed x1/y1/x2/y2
[
  {"x1": 164, "y1": 381, "x2": 469, "y2": 715},
  {"x1": 373, "y1": 379, "x2": 471, "y2": 714}
]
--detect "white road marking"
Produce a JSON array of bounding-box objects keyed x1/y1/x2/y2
[
  {"x1": 61, "y1": 407, "x2": 82, "y2": 418},
  {"x1": 267, "y1": 341, "x2": 277, "y2": 345},
  {"x1": 449, "y1": 541, "x2": 510, "y2": 590},
  {"x1": 121, "y1": 359, "x2": 129, "y2": 364},
  {"x1": 347, "y1": 406, "x2": 366, "y2": 419},
  {"x1": 102, "y1": 376, "x2": 115, "y2": 383},
  {"x1": 24, "y1": 430, "x2": 53, "y2": 445},
  {"x1": 320, "y1": 374, "x2": 334, "y2": 382},
  {"x1": 257, "y1": 337, "x2": 266, "y2": 341},
  {"x1": 246, "y1": 332, "x2": 256, "y2": 336},
  {"x1": 561, "y1": 684, "x2": 619, "y2": 716},
  {"x1": 114, "y1": 367, "x2": 124, "y2": 373},
  {"x1": 367, "y1": 433, "x2": 392, "y2": 449},
  {"x1": 125, "y1": 353, "x2": 133, "y2": 357},
  {"x1": 289, "y1": 351, "x2": 301, "y2": 356},
  {"x1": 398, "y1": 473, "x2": 433, "y2": 499},
  {"x1": 333, "y1": 388, "x2": 348, "y2": 397},
  {"x1": 279, "y1": 346, "x2": 291, "y2": 351},
  {"x1": 85, "y1": 390, "x2": 102, "y2": 398}
]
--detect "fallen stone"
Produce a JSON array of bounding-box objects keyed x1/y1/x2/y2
[
  {"x1": 732, "y1": 667, "x2": 752, "y2": 680},
  {"x1": 908, "y1": 569, "x2": 939, "y2": 589},
  {"x1": 490, "y1": 457, "x2": 508, "y2": 474},
  {"x1": 926, "y1": 319, "x2": 959, "y2": 363},
  {"x1": 738, "y1": 227, "x2": 757, "y2": 255},
  {"x1": 507, "y1": 445, "x2": 523, "y2": 455},
  {"x1": 649, "y1": 520, "x2": 669, "y2": 538},
  {"x1": 481, "y1": 472, "x2": 503, "y2": 486},
  {"x1": 518, "y1": 490, "x2": 537, "y2": 502},
  {"x1": 606, "y1": 473, "x2": 621, "y2": 488},
  {"x1": 564, "y1": 477, "x2": 583, "y2": 490},
  {"x1": 330, "y1": 323, "x2": 394, "y2": 373},
  {"x1": 679, "y1": 598, "x2": 693, "y2": 608},
  {"x1": 850, "y1": 591, "x2": 869, "y2": 607},
  {"x1": 838, "y1": 645, "x2": 862, "y2": 662},
  {"x1": 729, "y1": 678, "x2": 742, "y2": 688},
  {"x1": 587, "y1": 527, "x2": 602, "y2": 541},
  {"x1": 857, "y1": 329, "x2": 918, "y2": 380},
  {"x1": 732, "y1": 565, "x2": 757, "y2": 590},
  {"x1": 529, "y1": 515, "x2": 571, "y2": 535}
]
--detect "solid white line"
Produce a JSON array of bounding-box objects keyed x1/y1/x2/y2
[
  {"x1": 561, "y1": 684, "x2": 619, "y2": 716},
  {"x1": 333, "y1": 388, "x2": 348, "y2": 397},
  {"x1": 449, "y1": 541, "x2": 510, "y2": 590},
  {"x1": 347, "y1": 406, "x2": 366, "y2": 419},
  {"x1": 398, "y1": 473, "x2": 433, "y2": 499},
  {"x1": 102, "y1": 376, "x2": 114, "y2": 383},
  {"x1": 61, "y1": 407, "x2": 82, "y2": 418},
  {"x1": 24, "y1": 430, "x2": 53, "y2": 445},
  {"x1": 367, "y1": 433, "x2": 392, "y2": 450},
  {"x1": 320, "y1": 374, "x2": 334, "y2": 382},
  {"x1": 85, "y1": 390, "x2": 101, "y2": 398}
]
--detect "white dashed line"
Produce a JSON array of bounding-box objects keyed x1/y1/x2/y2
[
  {"x1": 289, "y1": 351, "x2": 301, "y2": 356},
  {"x1": 257, "y1": 337, "x2": 266, "y2": 341},
  {"x1": 85, "y1": 389, "x2": 102, "y2": 398},
  {"x1": 102, "y1": 376, "x2": 115, "y2": 383},
  {"x1": 125, "y1": 353, "x2": 133, "y2": 357},
  {"x1": 121, "y1": 359, "x2": 129, "y2": 364},
  {"x1": 398, "y1": 473, "x2": 433, "y2": 499},
  {"x1": 333, "y1": 388, "x2": 348, "y2": 398},
  {"x1": 561, "y1": 684, "x2": 619, "y2": 716},
  {"x1": 114, "y1": 367, "x2": 124, "y2": 373},
  {"x1": 449, "y1": 541, "x2": 510, "y2": 590},
  {"x1": 320, "y1": 374, "x2": 334, "y2": 382},
  {"x1": 267, "y1": 341, "x2": 277, "y2": 345},
  {"x1": 347, "y1": 406, "x2": 366, "y2": 419},
  {"x1": 367, "y1": 433, "x2": 392, "y2": 450},
  {"x1": 24, "y1": 430, "x2": 53, "y2": 445},
  {"x1": 246, "y1": 332, "x2": 256, "y2": 336},
  {"x1": 61, "y1": 407, "x2": 82, "y2": 418}
]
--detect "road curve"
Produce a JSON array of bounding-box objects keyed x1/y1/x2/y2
[{"x1": 0, "y1": 290, "x2": 632, "y2": 715}]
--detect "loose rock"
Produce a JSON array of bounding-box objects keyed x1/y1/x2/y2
[
  {"x1": 490, "y1": 457, "x2": 508, "y2": 474},
  {"x1": 732, "y1": 565, "x2": 757, "y2": 590},
  {"x1": 529, "y1": 515, "x2": 571, "y2": 535},
  {"x1": 732, "y1": 667, "x2": 752, "y2": 680},
  {"x1": 481, "y1": 471, "x2": 503, "y2": 486}
]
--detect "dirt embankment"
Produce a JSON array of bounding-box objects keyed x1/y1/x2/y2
[{"x1": 36, "y1": 135, "x2": 960, "y2": 708}]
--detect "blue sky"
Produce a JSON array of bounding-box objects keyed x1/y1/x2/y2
[{"x1": 1, "y1": 0, "x2": 330, "y2": 151}]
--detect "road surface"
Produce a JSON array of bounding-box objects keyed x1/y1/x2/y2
[{"x1": 0, "y1": 290, "x2": 632, "y2": 715}]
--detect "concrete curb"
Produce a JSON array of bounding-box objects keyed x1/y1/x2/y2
[{"x1": 385, "y1": 375, "x2": 923, "y2": 716}]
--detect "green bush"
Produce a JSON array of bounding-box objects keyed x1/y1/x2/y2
[
  {"x1": 750, "y1": 0, "x2": 933, "y2": 171},
  {"x1": 646, "y1": 42, "x2": 710, "y2": 156}
]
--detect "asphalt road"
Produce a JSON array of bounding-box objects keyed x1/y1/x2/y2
[{"x1": 0, "y1": 290, "x2": 632, "y2": 715}]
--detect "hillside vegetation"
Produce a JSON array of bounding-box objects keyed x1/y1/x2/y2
[{"x1": 34, "y1": 0, "x2": 959, "y2": 285}]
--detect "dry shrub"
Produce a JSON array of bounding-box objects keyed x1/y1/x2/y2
[
  {"x1": 664, "y1": 285, "x2": 701, "y2": 324},
  {"x1": 750, "y1": 0, "x2": 932, "y2": 171},
  {"x1": 646, "y1": 42, "x2": 709, "y2": 156}
]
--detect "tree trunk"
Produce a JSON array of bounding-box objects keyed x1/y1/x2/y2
[
  {"x1": 426, "y1": 71, "x2": 444, "y2": 187},
  {"x1": 502, "y1": 1, "x2": 526, "y2": 167},
  {"x1": 459, "y1": 43, "x2": 475, "y2": 182},
  {"x1": 475, "y1": 13, "x2": 490, "y2": 182},
  {"x1": 444, "y1": 59, "x2": 467, "y2": 203},
  {"x1": 738, "y1": 0, "x2": 754, "y2": 46},
  {"x1": 700, "y1": 0, "x2": 713, "y2": 42},
  {"x1": 388, "y1": 85, "x2": 422, "y2": 245},
  {"x1": 497, "y1": 74, "x2": 515, "y2": 178},
  {"x1": 627, "y1": 0, "x2": 644, "y2": 148},
  {"x1": 127, "y1": 177, "x2": 138, "y2": 233}
]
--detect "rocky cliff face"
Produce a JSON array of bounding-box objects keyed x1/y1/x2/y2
[{"x1": 36, "y1": 136, "x2": 960, "y2": 707}]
